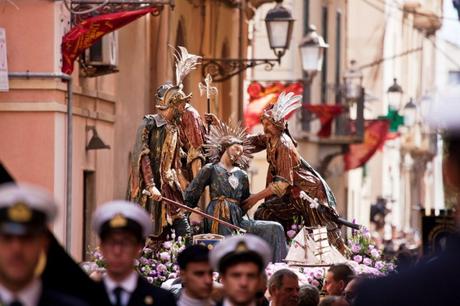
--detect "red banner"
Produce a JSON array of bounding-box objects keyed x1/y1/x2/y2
[
  {"x1": 61, "y1": 8, "x2": 156, "y2": 74},
  {"x1": 244, "y1": 81, "x2": 303, "y2": 131},
  {"x1": 304, "y1": 104, "x2": 343, "y2": 138},
  {"x1": 344, "y1": 120, "x2": 390, "y2": 171}
]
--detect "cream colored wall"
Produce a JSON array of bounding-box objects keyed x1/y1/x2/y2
[{"x1": 346, "y1": 0, "x2": 442, "y2": 234}]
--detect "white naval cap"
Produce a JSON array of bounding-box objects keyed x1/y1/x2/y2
[
  {"x1": 0, "y1": 183, "x2": 57, "y2": 235},
  {"x1": 92, "y1": 200, "x2": 152, "y2": 239},
  {"x1": 209, "y1": 234, "x2": 272, "y2": 272}
]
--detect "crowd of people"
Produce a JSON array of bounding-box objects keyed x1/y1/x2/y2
[{"x1": 0, "y1": 182, "x2": 367, "y2": 306}]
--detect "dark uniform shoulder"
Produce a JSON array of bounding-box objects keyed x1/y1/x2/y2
[
  {"x1": 129, "y1": 276, "x2": 177, "y2": 306},
  {"x1": 39, "y1": 287, "x2": 91, "y2": 306}
]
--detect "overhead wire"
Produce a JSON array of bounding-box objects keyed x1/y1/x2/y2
[{"x1": 360, "y1": 0, "x2": 460, "y2": 69}]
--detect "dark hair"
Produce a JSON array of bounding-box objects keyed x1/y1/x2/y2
[
  {"x1": 298, "y1": 284, "x2": 320, "y2": 306},
  {"x1": 219, "y1": 251, "x2": 264, "y2": 275},
  {"x1": 319, "y1": 296, "x2": 340, "y2": 306},
  {"x1": 177, "y1": 244, "x2": 210, "y2": 270},
  {"x1": 328, "y1": 263, "x2": 355, "y2": 284},
  {"x1": 268, "y1": 269, "x2": 298, "y2": 293}
]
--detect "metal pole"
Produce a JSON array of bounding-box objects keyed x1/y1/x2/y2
[
  {"x1": 7, "y1": 72, "x2": 73, "y2": 252},
  {"x1": 356, "y1": 87, "x2": 365, "y2": 140},
  {"x1": 237, "y1": 0, "x2": 245, "y2": 121}
]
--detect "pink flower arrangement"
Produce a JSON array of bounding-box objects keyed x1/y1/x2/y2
[
  {"x1": 363, "y1": 257, "x2": 373, "y2": 266},
  {"x1": 265, "y1": 263, "x2": 325, "y2": 290},
  {"x1": 347, "y1": 227, "x2": 395, "y2": 274},
  {"x1": 86, "y1": 231, "x2": 186, "y2": 286},
  {"x1": 287, "y1": 230, "x2": 297, "y2": 239},
  {"x1": 353, "y1": 255, "x2": 363, "y2": 263}
]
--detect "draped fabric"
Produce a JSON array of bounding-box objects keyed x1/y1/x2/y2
[
  {"x1": 178, "y1": 104, "x2": 207, "y2": 182},
  {"x1": 61, "y1": 8, "x2": 155, "y2": 74},
  {"x1": 184, "y1": 163, "x2": 287, "y2": 262},
  {"x1": 248, "y1": 133, "x2": 346, "y2": 253},
  {"x1": 127, "y1": 114, "x2": 189, "y2": 237}
]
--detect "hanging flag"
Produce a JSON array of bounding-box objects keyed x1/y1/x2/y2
[
  {"x1": 244, "y1": 81, "x2": 303, "y2": 131},
  {"x1": 344, "y1": 119, "x2": 390, "y2": 171},
  {"x1": 304, "y1": 104, "x2": 343, "y2": 138},
  {"x1": 61, "y1": 7, "x2": 156, "y2": 74}
]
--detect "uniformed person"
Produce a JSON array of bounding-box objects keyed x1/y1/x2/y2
[
  {"x1": 92, "y1": 200, "x2": 177, "y2": 306},
  {"x1": 209, "y1": 235, "x2": 272, "y2": 306},
  {"x1": 0, "y1": 183, "x2": 89, "y2": 306}
]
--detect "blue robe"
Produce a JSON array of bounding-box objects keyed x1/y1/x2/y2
[{"x1": 184, "y1": 163, "x2": 287, "y2": 262}]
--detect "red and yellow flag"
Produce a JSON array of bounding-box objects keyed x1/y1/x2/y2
[
  {"x1": 304, "y1": 104, "x2": 343, "y2": 138},
  {"x1": 344, "y1": 119, "x2": 390, "y2": 171},
  {"x1": 61, "y1": 7, "x2": 156, "y2": 74}
]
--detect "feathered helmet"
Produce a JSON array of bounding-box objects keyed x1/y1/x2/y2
[
  {"x1": 155, "y1": 46, "x2": 201, "y2": 110},
  {"x1": 203, "y1": 121, "x2": 254, "y2": 169},
  {"x1": 261, "y1": 91, "x2": 303, "y2": 129}
]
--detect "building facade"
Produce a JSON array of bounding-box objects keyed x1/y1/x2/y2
[{"x1": 0, "y1": 0, "x2": 248, "y2": 260}]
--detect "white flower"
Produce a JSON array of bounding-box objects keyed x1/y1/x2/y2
[
  {"x1": 309, "y1": 198, "x2": 320, "y2": 209},
  {"x1": 160, "y1": 252, "x2": 170, "y2": 261},
  {"x1": 300, "y1": 191, "x2": 308, "y2": 200},
  {"x1": 363, "y1": 258, "x2": 373, "y2": 266},
  {"x1": 163, "y1": 241, "x2": 172, "y2": 249},
  {"x1": 374, "y1": 261, "x2": 385, "y2": 270},
  {"x1": 370, "y1": 248, "x2": 380, "y2": 258},
  {"x1": 314, "y1": 270, "x2": 323, "y2": 279},
  {"x1": 157, "y1": 264, "x2": 167, "y2": 272}
]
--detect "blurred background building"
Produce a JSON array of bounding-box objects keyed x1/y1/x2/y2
[{"x1": 0, "y1": 0, "x2": 459, "y2": 260}]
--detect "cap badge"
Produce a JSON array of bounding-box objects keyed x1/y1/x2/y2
[
  {"x1": 235, "y1": 241, "x2": 248, "y2": 253},
  {"x1": 110, "y1": 213, "x2": 127, "y2": 228},
  {"x1": 144, "y1": 295, "x2": 154, "y2": 305},
  {"x1": 8, "y1": 202, "x2": 32, "y2": 222}
]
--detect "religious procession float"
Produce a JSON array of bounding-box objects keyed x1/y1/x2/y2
[{"x1": 82, "y1": 46, "x2": 396, "y2": 292}]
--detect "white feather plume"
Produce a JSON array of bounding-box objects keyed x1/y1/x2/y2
[
  {"x1": 174, "y1": 46, "x2": 202, "y2": 86},
  {"x1": 271, "y1": 91, "x2": 303, "y2": 122}
]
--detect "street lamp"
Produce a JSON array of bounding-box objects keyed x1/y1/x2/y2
[
  {"x1": 201, "y1": 1, "x2": 295, "y2": 82},
  {"x1": 298, "y1": 25, "x2": 329, "y2": 79},
  {"x1": 403, "y1": 98, "x2": 417, "y2": 127},
  {"x1": 387, "y1": 78, "x2": 404, "y2": 110},
  {"x1": 265, "y1": 0, "x2": 295, "y2": 59},
  {"x1": 343, "y1": 60, "x2": 363, "y2": 101}
]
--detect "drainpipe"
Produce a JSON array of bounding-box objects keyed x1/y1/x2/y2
[
  {"x1": 238, "y1": 0, "x2": 246, "y2": 121},
  {"x1": 7, "y1": 72, "x2": 73, "y2": 253}
]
